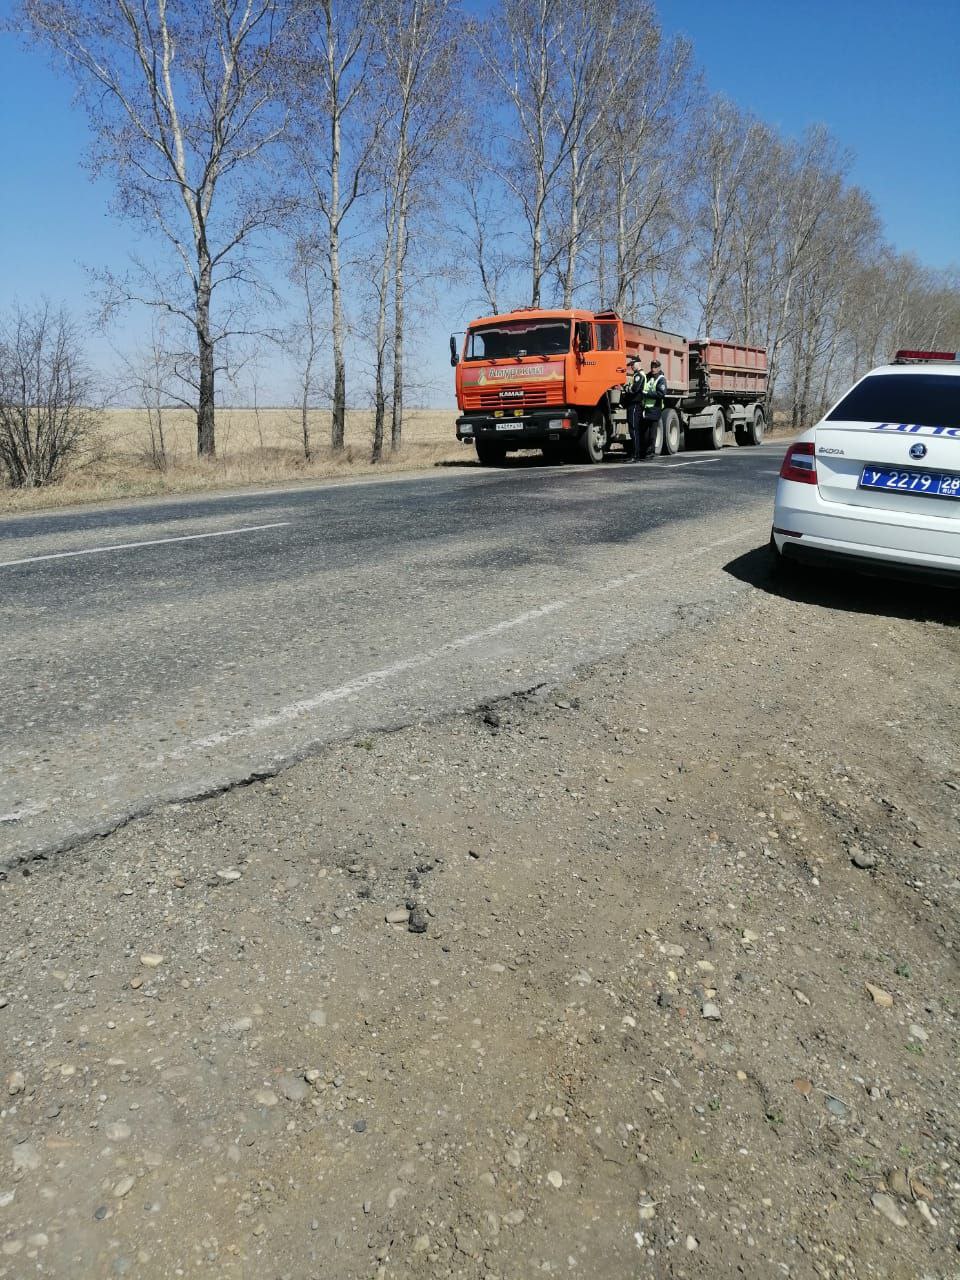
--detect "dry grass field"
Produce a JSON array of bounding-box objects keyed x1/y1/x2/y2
[{"x1": 0, "y1": 406, "x2": 467, "y2": 514}]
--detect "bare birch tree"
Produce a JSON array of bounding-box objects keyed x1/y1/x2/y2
[
  {"x1": 365, "y1": 0, "x2": 461, "y2": 451},
  {"x1": 0, "y1": 302, "x2": 101, "y2": 487},
  {"x1": 476, "y1": 0, "x2": 571, "y2": 308},
  {"x1": 595, "y1": 19, "x2": 693, "y2": 316},
  {"x1": 284, "y1": 239, "x2": 326, "y2": 460},
  {"x1": 20, "y1": 0, "x2": 292, "y2": 459},
  {"x1": 287, "y1": 0, "x2": 381, "y2": 451}
]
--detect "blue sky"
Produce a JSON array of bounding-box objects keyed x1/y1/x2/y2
[
  {"x1": 0, "y1": 0, "x2": 957, "y2": 401},
  {"x1": 661, "y1": 0, "x2": 958, "y2": 269}
]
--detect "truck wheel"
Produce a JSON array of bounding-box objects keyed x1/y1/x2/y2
[
  {"x1": 747, "y1": 407, "x2": 765, "y2": 445},
  {"x1": 576, "y1": 411, "x2": 606, "y2": 464},
  {"x1": 661, "y1": 408, "x2": 680, "y2": 455},
  {"x1": 476, "y1": 439, "x2": 506, "y2": 466},
  {"x1": 706, "y1": 407, "x2": 725, "y2": 450}
]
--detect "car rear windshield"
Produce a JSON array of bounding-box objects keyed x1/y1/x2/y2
[
  {"x1": 826, "y1": 373, "x2": 960, "y2": 429},
  {"x1": 466, "y1": 321, "x2": 570, "y2": 361}
]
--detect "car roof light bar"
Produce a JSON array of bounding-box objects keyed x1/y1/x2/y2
[{"x1": 893, "y1": 349, "x2": 960, "y2": 363}]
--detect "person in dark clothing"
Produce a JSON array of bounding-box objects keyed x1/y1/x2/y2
[
  {"x1": 639, "y1": 359, "x2": 668, "y2": 458},
  {"x1": 622, "y1": 356, "x2": 646, "y2": 461}
]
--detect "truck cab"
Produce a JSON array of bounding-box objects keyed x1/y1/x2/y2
[{"x1": 453, "y1": 309, "x2": 628, "y2": 464}]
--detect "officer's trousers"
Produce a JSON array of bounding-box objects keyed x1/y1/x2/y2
[{"x1": 639, "y1": 413, "x2": 659, "y2": 458}]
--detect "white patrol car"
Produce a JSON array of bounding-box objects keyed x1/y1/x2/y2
[{"x1": 772, "y1": 350, "x2": 960, "y2": 584}]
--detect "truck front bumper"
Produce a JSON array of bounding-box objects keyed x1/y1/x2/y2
[{"x1": 456, "y1": 410, "x2": 579, "y2": 445}]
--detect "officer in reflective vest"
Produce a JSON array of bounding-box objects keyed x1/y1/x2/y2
[
  {"x1": 639, "y1": 359, "x2": 668, "y2": 459},
  {"x1": 622, "y1": 357, "x2": 646, "y2": 461}
]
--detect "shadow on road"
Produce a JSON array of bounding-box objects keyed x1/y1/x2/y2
[
  {"x1": 725, "y1": 544, "x2": 960, "y2": 626},
  {"x1": 435, "y1": 451, "x2": 636, "y2": 470}
]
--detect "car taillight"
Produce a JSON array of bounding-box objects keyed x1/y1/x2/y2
[{"x1": 780, "y1": 442, "x2": 817, "y2": 484}]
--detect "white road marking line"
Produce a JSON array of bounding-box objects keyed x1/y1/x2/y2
[
  {"x1": 146, "y1": 527, "x2": 754, "y2": 771},
  {"x1": 0, "y1": 522, "x2": 291, "y2": 569},
  {"x1": 656, "y1": 458, "x2": 724, "y2": 468},
  {"x1": 3, "y1": 524, "x2": 761, "y2": 839}
]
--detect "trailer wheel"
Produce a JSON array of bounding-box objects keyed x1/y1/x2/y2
[
  {"x1": 660, "y1": 408, "x2": 680, "y2": 455},
  {"x1": 476, "y1": 439, "x2": 506, "y2": 466},
  {"x1": 706, "y1": 407, "x2": 725, "y2": 450},
  {"x1": 576, "y1": 410, "x2": 606, "y2": 464}
]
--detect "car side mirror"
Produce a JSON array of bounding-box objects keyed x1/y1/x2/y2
[{"x1": 449, "y1": 334, "x2": 459, "y2": 367}]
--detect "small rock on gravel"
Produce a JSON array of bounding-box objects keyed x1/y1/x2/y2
[
  {"x1": 865, "y1": 982, "x2": 894, "y2": 1007},
  {"x1": 871, "y1": 1192, "x2": 908, "y2": 1228},
  {"x1": 702, "y1": 1001, "x2": 721, "y2": 1020},
  {"x1": 139, "y1": 954, "x2": 164, "y2": 968},
  {"x1": 546, "y1": 1170, "x2": 563, "y2": 1188},
  {"x1": 385, "y1": 908, "x2": 409, "y2": 925},
  {"x1": 851, "y1": 848, "x2": 878, "y2": 869},
  {"x1": 11, "y1": 1142, "x2": 40, "y2": 1172},
  {"x1": 279, "y1": 1075, "x2": 310, "y2": 1103},
  {"x1": 886, "y1": 1168, "x2": 911, "y2": 1199},
  {"x1": 408, "y1": 907, "x2": 428, "y2": 934},
  {"x1": 113, "y1": 1176, "x2": 135, "y2": 1199}
]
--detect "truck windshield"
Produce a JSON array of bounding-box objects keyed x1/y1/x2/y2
[{"x1": 466, "y1": 321, "x2": 570, "y2": 361}]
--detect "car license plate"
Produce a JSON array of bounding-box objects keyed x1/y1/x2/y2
[
  {"x1": 495, "y1": 422, "x2": 522, "y2": 431},
  {"x1": 859, "y1": 466, "x2": 960, "y2": 499}
]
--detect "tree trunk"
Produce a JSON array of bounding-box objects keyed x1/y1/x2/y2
[
  {"x1": 390, "y1": 186, "x2": 408, "y2": 453},
  {"x1": 531, "y1": 195, "x2": 544, "y2": 309},
  {"x1": 196, "y1": 270, "x2": 216, "y2": 458},
  {"x1": 373, "y1": 195, "x2": 396, "y2": 464},
  {"x1": 329, "y1": 74, "x2": 347, "y2": 451},
  {"x1": 301, "y1": 391, "x2": 312, "y2": 461},
  {"x1": 330, "y1": 226, "x2": 346, "y2": 451},
  {"x1": 562, "y1": 145, "x2": 580, "y2": 308}
]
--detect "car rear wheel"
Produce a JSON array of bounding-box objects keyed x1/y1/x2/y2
[
  {"x1": 661, "y1": 408, "x2": 680, "y2": 455},
  {"x1": 476, "y1": 440, "x2": 506, "y2": 466},
  {"x1": 576, "y1": 410, "x2": 607, "y2": 464}
]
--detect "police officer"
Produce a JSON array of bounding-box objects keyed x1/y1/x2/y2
[
  {"x1": 622, "y1": 356, "x2": 646, "y2": 461},
  {"x1": 639, "y1": 359, "x2": 668, "y2": 459}
]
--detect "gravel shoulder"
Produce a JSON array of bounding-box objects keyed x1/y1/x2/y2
[{"x1": 1, "y1": 558, "x2": 958, "y2": 1279}]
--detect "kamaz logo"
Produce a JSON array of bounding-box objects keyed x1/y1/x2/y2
[{"x1": 499, "y1": 389, "x2": 524, "y2": 399}]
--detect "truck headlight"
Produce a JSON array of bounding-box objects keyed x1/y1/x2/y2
[
  {"x1": 460, "y1": 423, "x2": 474, "y2": 435},
  {"x1": 548, "y1": 418, "x2": 566, "y2": 430}
]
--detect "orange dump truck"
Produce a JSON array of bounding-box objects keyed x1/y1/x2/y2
[{"x1": 451, "y1": 308, "x2": 768, "y2": 464}]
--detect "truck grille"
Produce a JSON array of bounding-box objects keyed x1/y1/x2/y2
[{"x1": 462, "y1": 386, "x2": 563, "y2": 411}]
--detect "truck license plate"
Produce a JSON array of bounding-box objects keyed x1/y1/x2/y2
[{"x1": 495, "y1": 422, "x2": 522, "y2": 431}]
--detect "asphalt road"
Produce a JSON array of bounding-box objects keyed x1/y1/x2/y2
[{"x1": 0, "y1": 444, "x2": 787, "y2": 863}]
